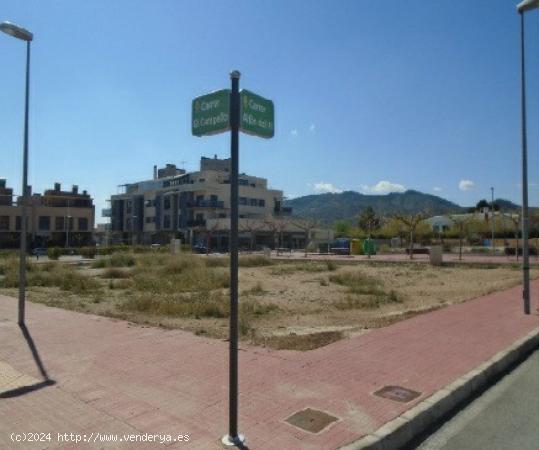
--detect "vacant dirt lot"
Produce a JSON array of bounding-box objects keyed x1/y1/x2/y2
[{"x1": 0, "y1": 253, "x2": 536, "y2": 350}]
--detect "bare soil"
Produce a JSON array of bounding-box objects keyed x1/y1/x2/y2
[{"x1": 1, "y1": 258, "x2": 536, "y2": 350}]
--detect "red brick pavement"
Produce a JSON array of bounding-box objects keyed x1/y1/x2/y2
[{"x1": 0, "y1": 280, "x2": 538, "y2": 449}]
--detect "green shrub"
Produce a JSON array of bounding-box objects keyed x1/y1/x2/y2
[
  {"x1": 80, "y1": 247, "x2": 97, "y2": 259},
  {"x1": 47, "y1": 247, "x2": 63, "y2": 260}
]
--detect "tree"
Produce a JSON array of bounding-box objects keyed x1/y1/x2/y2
[
  {"x1": 239, "y1": 219, "x2": 263, "y2": 251},
  {"x1": 475, "y1": 199, "x2": 499, "y2": 212},
  {"x1": 358, "y1": 207, "x2": 380, "y2": 236},
  {"x1": 199, "y1": 221, "x2": 221, "y2": 255},
  {"x1": 393, "y1": 212, "x2": 429, "y2": 260},
  {"x1": 333, "y1": 220, "x2": 351, "y2": 238},
  {"x1": 448, "y1": 215, "x2": 475, "y2": 261},
  {"x1": 475, "y1": 199, "x2": 489, "y2": 210},
  {"x1": 264, "y1": 217, "x2": 289, "y2": 253},
  {"x1": 508, "y1": 214, "x2": 521, "y2": 261},
  {"x1": 291, "y1": 218, "x2": 320, "y2": 256}
]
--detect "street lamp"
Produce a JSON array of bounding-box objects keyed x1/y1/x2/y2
[
  {"x1": 491, "y1": 187, "x2": 495, "y2": 255},
  {"x1": 516, "y1": 0, "x2": 538, "y2": 314},
  {"x1": 1, "y1": 21, "x2": 33, "y2": 326}
]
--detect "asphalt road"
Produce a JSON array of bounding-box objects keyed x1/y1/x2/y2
[{"x1": 416, "y1": 349, "x2": 539, "y2": 450}]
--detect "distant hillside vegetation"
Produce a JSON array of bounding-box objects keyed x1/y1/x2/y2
[{"x1": 285, "y1": 190, "x2": 464, "y2": 223}]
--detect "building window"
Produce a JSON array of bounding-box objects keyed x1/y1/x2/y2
[
  {"x1": 164, "y1": 197, "x2": 171, "y2": 210},
  {"x1": 78, "y1": 218, "x2": 88, "y2": 231},
  {"x1": 126, "y1": 200, "x2": 132, "y2": 214},
  {"x1": 163, "y1": 215, "x2": 171, "y2": 229},
  {"x1": 198, "y1": 178, "x2": 205, "y2": 183},
  {"x1": 126, "y1": 218, "x2": 132, "y2": 229},
  {"x1": 258, "y1": 199, "x2": 265, "y2": 207},
  {"x1": 68, "y1": 217, "x2": 74, "y2": 231},
  {"x1": 249, "y1": 198, "x2": 258, "y2": 206},
  {"x1": 39, "y1": 216, "x2": 51, "y2": 231},
  {"x1": 0, "y1": 216, "x2": 9, "y2": 231},
  {"x1": 16, "y1": 216, "x2": 21, "y2": 231},
  {"x1": 55, "y1": 216, "x2": 65, "y2": 231},
  {"x1": 144, "y1": 199, "x2": 155, "y2": 207},
  {"x1": 239, "y1": 197, "x2": 247, "y2": 205}
]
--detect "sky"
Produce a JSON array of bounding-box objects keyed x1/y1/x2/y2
[{"x1": 1, "y1": 0, "x2": 538, "y2": 221}]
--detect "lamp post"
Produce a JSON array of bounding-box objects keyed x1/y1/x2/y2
[
  {"x1": 491, "y1": 187, "x2": 495, "y2": 255},
  {"x1": 65, "y1": 199, "x2": 71, "y2": 248},
  {"x1": 1, "y1": 21, "x2": 33, "y2": 326},
  {"x1": 517, "y1": 0, "x2": 538, "y2": 314}
]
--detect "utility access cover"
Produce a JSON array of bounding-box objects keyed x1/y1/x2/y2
[
  {"x1": 285, "y1": 408, "x2": 338, "y2": 433},
  {"x1": 373, "y1": 385, "x2": 422, "y2": 403}
]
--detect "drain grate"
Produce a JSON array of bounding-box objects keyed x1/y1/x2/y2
[
  {"x1": 374, "y1": 385, "x2": 422, "y2": 403},
  {"x1": 285, "y1": 408, "x2": 338, "y2": 433}
]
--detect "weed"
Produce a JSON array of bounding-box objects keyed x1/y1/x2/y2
[
  {"x1": 238, "y1": 255, "x2": 273, "y2": 267},
  {"x1": 101, "y1": 268, "x2": 131, "y2": 279},
  {"x1": 329, "y1": 271, "x2": 401, "y2": 309}
]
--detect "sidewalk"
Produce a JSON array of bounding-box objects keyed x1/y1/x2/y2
[
  {"x1": 0, "y1": 281, "x2": 538, "y2": 449},
  {"x1": 273, "y1": 252, "x2": 539, "y2": 265}
]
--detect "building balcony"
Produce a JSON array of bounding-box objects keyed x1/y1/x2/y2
[
  {"x1": 187, "y1": 219, "x2": 206, "y2": 227},
  {"x1": 187, "y1": 200, "x2": 225, "y2": 209},
  {"x1": 275, "y1": 206, "x2": 293, "y2": 216}
]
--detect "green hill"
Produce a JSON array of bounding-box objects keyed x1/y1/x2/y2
[{"x1": 285, "y1": 190, "x2": 464, "y2": 223}]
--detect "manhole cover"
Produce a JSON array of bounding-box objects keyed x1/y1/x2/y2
[
  {"x1": 374, "y1": 385, "x2": 421, "y2": 403},
  {"x1": 285, "y1": 408, "x2": 338, "y2": 433}
]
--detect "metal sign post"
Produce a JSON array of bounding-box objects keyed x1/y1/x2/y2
[
  {"x1": 221, "y1": 70, "x2": 244, "y2": 447},
  {"x1": 192, "y1": 71, "x2": 274, "y2": 447}
]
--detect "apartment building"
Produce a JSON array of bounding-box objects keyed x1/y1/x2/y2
[
  {"x1": 109, "y1": 156, "x2": 302, "y2": 249},
  {"x1": 0, "y1": 179, "x2": 95, "y2": 248}
]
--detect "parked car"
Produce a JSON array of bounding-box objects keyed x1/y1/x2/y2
[
  {"x1": 331, "y1": 238, "x2": 350, "y2": 255},
  {"x1": 192, "y1": 244, "x2": 207, "y2": 254},
  {"x1": 32, "y1": 247, "x2": 47, "y2": 257}
]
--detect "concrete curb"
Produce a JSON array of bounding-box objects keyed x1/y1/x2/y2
[{"x1": 340, "y1": 326, "x2": 539, "y2": 450}]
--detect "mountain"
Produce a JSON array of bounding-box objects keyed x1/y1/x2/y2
[{"x1": 285, "y1": 190, "x2": 464, "y2": 223}]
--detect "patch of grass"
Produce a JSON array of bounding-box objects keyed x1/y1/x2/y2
[
  {"x1": 242, "y1": 282, "x2": 266, "y2": 296},
  {"x1": 253, "y1": 330, "x2": 343, "y2": 351},
  {"x1": 325, "y1": 260, "x2": 338, "y2": 271},
  {"x1": 269, "y1": 261, "x2": 338, "y2": 276},
  {"x1": 119, "y1": 290, "x2": 230, "y2": 318},
  {"x1": 238, "y1": 255, "x2": 273, "y2": 267},
  {"x1": 329, "y1": 271, "x2": 402, "y2": 309},
  {"x1": 204, "y1": 257, "x2": 229, "y2": 268},
  {"x1": 0, "y1": 261, "x2": 100, "y2": 294},
  {"x1": 240, "y1": 298, "x2": 278, "y2": 316},
  {"x1": 101, "y1": 268, "x2": 131, "y2": 279},
  {"x1": 92, "y1": 253, "x2": 136, "y2": 268}
]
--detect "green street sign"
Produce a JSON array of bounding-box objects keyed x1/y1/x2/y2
[
  {"x1": 240, "y1": 89, "x2": 274, "y2": 138},
  {"x1": 192, "y1": 89, "x2": 231, "y2": 136}
]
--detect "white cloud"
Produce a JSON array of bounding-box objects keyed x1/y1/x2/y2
[
  {"x1": 459, "y1": 180, "x2": 475, "y2": 191},
  {"x1": 433, "y1": 187, "x2": 442, "y2": 192},
  {"x1": 309, "y1": 124, "x2": 316, "y2": 132},
  {"x1": 290, "y1": 129, "x2": 298, "y2": 136},
  {"x1": 313, "y1": 182, "x2": 343, "y2": 194},
  {"x1": 360, "y1": 180, "x2": 406, "y2": 194}
]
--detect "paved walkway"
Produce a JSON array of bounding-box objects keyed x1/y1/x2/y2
[
  {"x1": 0, "y1": 281, "x2": 538, "y2": 450},
  {"x1": 273, "y1": 252, "x2": 539, "y2": 265}
]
